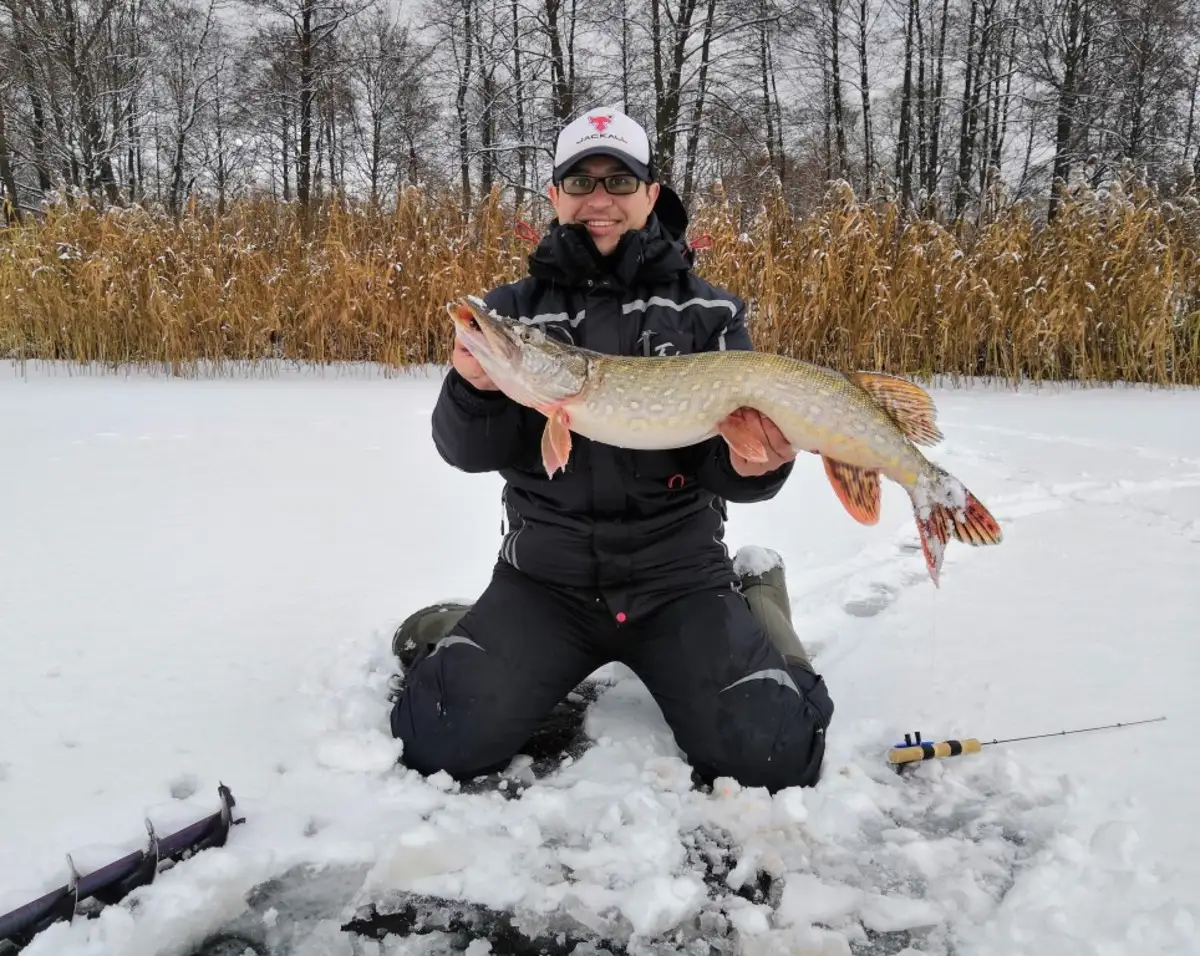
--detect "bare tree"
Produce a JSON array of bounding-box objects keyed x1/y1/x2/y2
[
  {"x1": 0, "y1": 0, "x2": 1196, "y2": 221},
  {"x1": 2, "y1": 0, "x2": 149, "y2": 204},
  {"x1": 0, "y1": 47, "x2": 22, "y2": 220},
  {"x1": 346, "y1": 9, "x2": 433, "y2": 205},
  {"x1": 151, "y1": 0, "x2": 223, "y2": 213},
  {"x1": 852, "y1": 0, "x2": 875, "y2": 194},
  {"x1": 1025, "y1": 0, "x2": 1101, "y2": 218},
  {"x1": 239, "y1": 0, "x2": 373, "y2": 205}
]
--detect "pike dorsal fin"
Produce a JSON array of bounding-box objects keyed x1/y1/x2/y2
[{"x1": 849, "y1": 372, "x2": 943, "y2": 447}]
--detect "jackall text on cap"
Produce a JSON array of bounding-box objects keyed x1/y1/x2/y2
[{"x1": 553, "y1": 108, "x2": 653, "y2": 183}]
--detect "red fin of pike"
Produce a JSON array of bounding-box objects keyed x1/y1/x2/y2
[
  {"x1": 540, "y1": 407, "x2": 573, "y2": 478},
  {"x1": 950, "y1": 493, "x2": 1004, "y2": 546},
  {"x1": 913, "y1": 482, "x2": 1004, "y2": 586},
  {"x1": 849, "y1": 372, "x2": 944, "y2": 447},
  {"x1": 822, "y1": 457, "x2": 881, "y2": 525},
  {"x1": 915, "y1": 509, "x2": 951, "y2": 587},
  {"x1": 716, "y1": 415, "x2": 769, "y2": 463}
]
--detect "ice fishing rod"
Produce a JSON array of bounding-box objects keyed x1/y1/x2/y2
[{"x1": 886, "y1": 716, "x2": 1167, "y2": 769}]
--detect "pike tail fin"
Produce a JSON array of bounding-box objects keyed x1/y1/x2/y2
[{"x1": 911, "y1": 468, "x2": 1004, "y2": 586}]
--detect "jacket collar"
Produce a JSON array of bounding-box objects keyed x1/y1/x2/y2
[{"x1": 527, "y1": 185, "x2": 693, "y2": 290}]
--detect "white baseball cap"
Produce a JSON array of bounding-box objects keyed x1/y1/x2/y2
[{"x1": 552, "y1": 107, "x2": 654, "y2": 183}]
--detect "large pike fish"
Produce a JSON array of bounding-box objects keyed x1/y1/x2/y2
[{"x1": 447, "y1": 295, "x2": 1002, "y2": 585}]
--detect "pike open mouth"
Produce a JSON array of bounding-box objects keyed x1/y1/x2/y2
[
  {"x1": 448, "y1": 297, "x2": 526, "y2": 367},
  {"x1": 450, "y1": 302, "x2": 482, "y2": 332}
]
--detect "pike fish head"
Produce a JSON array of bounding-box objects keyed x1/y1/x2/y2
[{"x1": 447, "y1": 296, "x2": 588, "y2": 408}]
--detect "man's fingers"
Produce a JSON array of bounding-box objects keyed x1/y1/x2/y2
[
  {"x1": 453, "y1": 346, "x2": 475, "y2": 374},
  {"x1": 761, "y1": 415, "x2": 795, "y2": 459},
  {"x1": 454, "y1": 337, "x2": 476, "y2": 362},
  {"x1": 736, "y1": 407, "x2": 793, "y2": 460},
  {"x1": 723, "y1": 407, "x2": 796, "y2": 473},
  {"x1": 454, "y1": 342, "x2": 499, "y2": 391},
  {"x1": 455, "y1": 340, "x2": 481, "y2": 372},
  {"x1": 739, "y1": 408, "x2": 783, "y2": 457}
]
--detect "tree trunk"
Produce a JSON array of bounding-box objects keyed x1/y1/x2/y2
[
  {"x1": 214, "y1": 82, "x2": 227, "y2": 215},
  {"x1": 1049, "y1": 0, "x2": 1091, "y2": 220},
  {"x1": 914, "y1": 2, "x2": 927, "y2": 202},
  {"x1": 170, "y1": 125, "x2": 188, "y2": 214},
  {"x1": 1185, "y1": 51, "x2": 1200, "y2": 164},
  {"x1": 1127, "y1": 14, "x2": 1151, "y2": 159},
  {"x1": 759, "y1": 0, "x2": 776, "y2": 171},
  {"x1": 651, "y1": 0, "x2": 699, "y2": 184},
  {"x1": 7, "y1": 10, "x2": 53, "y2": 193},
  {"x1": 511, "y1": 0, "x2": 527, "y2": 197},
  {"x1": 896, "y1": 0, "x2": 916, "y2": 207},
  {"x1": 0, "y1": 98, "x2": 22, "y2": 223},
  {"x1": 856, "y1": 0, "x2": 873, "y2": 196},
  {"x1": 298, "y1": 0, "x2": 315, "y2": 205},
  {"x1": 370, "y1": 113, "x2": 382, "y2": 206},
  {"x1": 822, "y1": 51, "x2": 832, "y2": 177},
  {"x1": 926, "y1": 0, "x2": 949, "y2": 201},
  {"x1": 620, "y1": 0, "x2": 631, "y2": 110},
  {"x1": 546, "y1": 0, "x2": 573, "y2": 121},
  {"x1": 476, "y1": 0, "x2": 495, "y2": 195},
  {"x1": 456, "y1": 0, "x2": 475, "y2": 207},
  {"x1": 281, "y1": 91, "x2": 292, "y2": 201},
  {"x1": 953, "y1": 0, "x2": 983, "y2": 217},
  {"x1": 682, "y1": 0, "x2": 717, "y2": 202},
  {"x1": 828, "y1": 0, "x2": 847, "y2": 178}
]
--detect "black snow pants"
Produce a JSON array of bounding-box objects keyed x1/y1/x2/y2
[{"x1": 390, "y1": 562, "x2": 834, "y2": 793}]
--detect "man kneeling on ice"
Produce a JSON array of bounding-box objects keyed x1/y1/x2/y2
[{"x1": 388, "y1": 108, "x2": 834, "y2": 792}]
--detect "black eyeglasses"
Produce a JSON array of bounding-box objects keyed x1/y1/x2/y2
[{"x1": 558, "y1": 173, "x2": 643, "y2": 196}]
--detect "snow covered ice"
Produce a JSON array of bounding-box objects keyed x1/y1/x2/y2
[{"x1": 1, "y1": 361, "x2": 1198, "y2": 955}]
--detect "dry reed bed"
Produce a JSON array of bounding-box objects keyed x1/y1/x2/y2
[{"x1": 2, "y1": 181, "x2": 1198, "y2": 384}]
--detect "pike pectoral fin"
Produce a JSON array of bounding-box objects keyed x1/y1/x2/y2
[
  {"x1": 716, "y1": 414, "x2": 769, "y2": 463},
  {"x1": 822, "y1": 457, "x2": 881, "y2": 525},
  {"x1": 849, "y1": 372, "x2": 944, "y2": 446},
  {"x1": 540, "y1": 407, "x2": 573, "y2": 478}
]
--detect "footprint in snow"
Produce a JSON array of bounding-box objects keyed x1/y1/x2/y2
[
  {"x1": 843, "y1": 584, "x2": 898, "y2": 619},
  {"x1": 170, "y1": 773, "x2": 200, "y2": 800}
]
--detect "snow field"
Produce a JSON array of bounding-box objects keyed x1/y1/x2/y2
[{"x1": 1, "y1": 363, "x2": 1197, "y2": 954}]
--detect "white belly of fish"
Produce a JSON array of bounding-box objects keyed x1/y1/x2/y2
[{"x1": 564, "y1": 392, "x2": 732, "y2": 451}]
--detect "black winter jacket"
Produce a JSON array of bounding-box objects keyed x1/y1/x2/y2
[{"x1": 431, "y1": 198, "x2": 794, "y2": 623}]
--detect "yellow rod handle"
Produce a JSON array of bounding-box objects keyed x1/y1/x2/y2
[{"x1": 887, "y1": 738, "x2": 983, "y2": 765}]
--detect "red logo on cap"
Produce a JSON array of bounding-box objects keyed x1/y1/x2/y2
[{"x1": 588, "y1": 114, "x2": 612, "y2": 133}]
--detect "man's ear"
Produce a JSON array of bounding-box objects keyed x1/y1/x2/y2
[
  {"x1": 547, "y1": 182, "x2": 562, "y2": 215},
  {"x1": 647, "y1": 182, "x2": 661, "y2": 204}
]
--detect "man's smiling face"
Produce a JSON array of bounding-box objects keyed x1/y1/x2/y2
[{"x1": 548, "y1": 156, "x2": 660, "y2": 256}]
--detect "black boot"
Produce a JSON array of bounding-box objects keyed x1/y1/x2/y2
[
  {"x1": 391, "y1": 601, "x2": 472, "y2": 670},
  {"x1": 736, "y1": 548, "x2": 813, "y2": 672}
]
